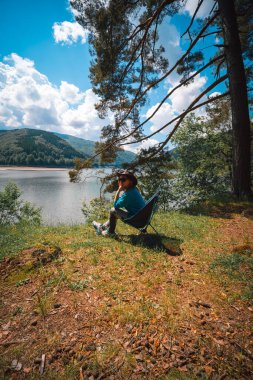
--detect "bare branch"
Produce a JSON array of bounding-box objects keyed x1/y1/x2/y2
[
  {"x1": 116, "y1": 12, "x2": 219, "y2": 129},
  {"x1": 117, "y1": 54, "x2": 224, "y2": 143},
  {"x1": 181, "y1": 0, "x2": 204, "y2": 39},
  {"x1": 201, "y1": 30, "x2": 222, "y2": 38},
  {"x1": 122, "y1": 74, "x2": 229, "y2": 146},
  {"x1": 121, "y1": 0, "x2": 176, "y2": 81},
  {"x1": 79, "y1": 53, "x2": 224, "y2": 167},
  {"x1": 124, "y1": 91, "x2": 230, "y2": 171}
]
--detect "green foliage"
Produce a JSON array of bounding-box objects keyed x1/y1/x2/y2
[
  {"x1": 56, "y1": 132, "x2": 136, "y2": 167},
  {"x1": 0, "y1": 182, "x2": 41, "y2": 226},
  {"x1": 70, "y1": 0, "x2": 180, "y2": 162},
  {"x1": 0, "y1": 128, "x2": 86, "y2": 167},
  {"x1": 170, "y1": 100, "x2": 233, "y2": 207},
  {"x1": 82, "y1": 197, "x2": 112, "y2": 222},
  {"x1": 210, "y1": 248, "x2": 253, "y2": 303},
  {"x1": 133, "y1": 148, "x2": 177, "y2": 211},
  {"x1": 70, "y1": 0, "x2": 252, "y2": 201},
  {"x1": 68, "y1": 279, "x2": 89, "y2": 291}
]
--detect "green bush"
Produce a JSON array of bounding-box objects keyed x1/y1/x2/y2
[
  {"x1": 0, "y1": 182, "x2": 41, "y2": 226},
  {"x1": 82, "y1": 197, "x2": 112, "y2": 223}
]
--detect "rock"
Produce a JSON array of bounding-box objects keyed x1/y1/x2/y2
[
  {"x1": 11, "y1": 359, "x2": 22, "y2": 371},
  {"x1": 198, "y1": 301, "x2": 211, "y2": 308}
]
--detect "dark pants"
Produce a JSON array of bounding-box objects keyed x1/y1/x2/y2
[{"x1": 102, "y1": 207, "x2": 128, "y2": 233}]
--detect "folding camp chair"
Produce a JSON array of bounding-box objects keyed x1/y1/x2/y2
[{"x1": 122, "y1": 190, "x2": 160, "y2": 235}]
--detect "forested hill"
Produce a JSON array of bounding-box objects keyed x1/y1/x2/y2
[
  {"x1": 0, "y1": 129, "x2": 88, "y2": 167},
  {"x1": 0, "y1": 128, "x2": 136, "y2": 167},
  {"x1": 55, "y1": 132, "x2": 136, "y2": 167}
]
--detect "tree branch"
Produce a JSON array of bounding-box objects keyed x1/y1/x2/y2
[
  {"x1": 117, "y1": 54, "x2": 224, "y2": 143},
  {"x1": 125, "y1": 91, "x2": 230, "y2": 172},
  {"x1": 181, "y1": 0, "x2": 204, "y2": 40},
  {"x1": 122, "y1": 74, "x2": 229, "y2": 146},
  {"x1": 116, "y1": 12, "x2": 219, "y2": 129}
]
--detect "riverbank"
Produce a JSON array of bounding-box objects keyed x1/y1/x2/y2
[
  {"x1": 0, "y1": 206, "x2": 253, "y2": 379},
  {"x1": 0, "y1": 166, "x2": 69, "y2": 171}
]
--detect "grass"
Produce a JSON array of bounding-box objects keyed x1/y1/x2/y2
[
  {"x1": 210, "y1": 245, "x2": 253, "y2": 304},
  {"x1": 0, "y1": 207, "x2": 253, "y2": 379}
]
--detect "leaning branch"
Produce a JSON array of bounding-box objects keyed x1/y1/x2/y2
[
  {"x1": 181, "y1": 0, "x2": 204, "y2": 40},
  {"x1": 124, "y1": 91, "x2": 229, "y2": 171},
  {"x1": 116, "y1": 11, "x2": 219, "y2": 129},
  {"x1": 116, "y1": 54, "x2": 224, "y2": 143},
  {"x1": 77, "y1": 52, "x2": 224, "y2": 167},
  {"x1": 122, "y1": 74, "x2": 228, "y2": 146}
]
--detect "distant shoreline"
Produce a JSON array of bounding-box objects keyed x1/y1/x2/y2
[{"x1": 0, "y1": 166, "x2": 69, "y2": 171}]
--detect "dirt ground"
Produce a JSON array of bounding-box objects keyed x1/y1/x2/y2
[{"x1": 0, "y1": 210, "x2": 253, "y2": 380}]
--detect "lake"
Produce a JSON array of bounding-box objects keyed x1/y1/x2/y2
[{"x1": 0, "y1": 168, "x2": 111, "y2": 225}]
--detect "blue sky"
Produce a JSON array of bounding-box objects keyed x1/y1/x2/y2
[
  {"x1": 0, "y1": 0, "x2": 90, "y2": 89},
  {"x1": 0, "y1": 0, "x2": 224, "y2": 150}
]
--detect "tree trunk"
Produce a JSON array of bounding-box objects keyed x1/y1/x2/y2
[{"x1": 218, "y1": 0, "x2": 251, "y2": 199}]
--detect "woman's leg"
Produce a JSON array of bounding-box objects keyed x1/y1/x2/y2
[{"x1": 102, "y1": 208, "x2": 128, "y2": 233}]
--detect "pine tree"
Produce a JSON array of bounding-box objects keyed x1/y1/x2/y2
[{"x1": 70, "y1": 0, "x2": 252, "y2": 199}]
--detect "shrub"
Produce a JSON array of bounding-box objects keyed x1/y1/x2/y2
[
  {"x1": 82, "y1": 197, "x2": 112, "y2": 223},
  {"x1": 0, "y1": 182, "x2": 41, "y2": 226}
]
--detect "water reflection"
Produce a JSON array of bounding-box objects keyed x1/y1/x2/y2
[{"x1": 0, "y1": 169, "x2": 110, "y2": 225}]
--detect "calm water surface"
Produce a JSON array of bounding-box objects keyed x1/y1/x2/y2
[{"x1": 0, "y1": 169, "x2": 110, "y2": 225}]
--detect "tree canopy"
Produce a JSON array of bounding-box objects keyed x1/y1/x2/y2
[{"x1": 70, "y1": 0, "x2": 252, "y2": 198}]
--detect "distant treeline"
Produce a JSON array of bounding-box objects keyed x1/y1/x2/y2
[{"x1": 0, "y1": 128, "x2": 136, "y2": 168}]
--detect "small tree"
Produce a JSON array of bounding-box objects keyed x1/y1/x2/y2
[
  {"x1": 0, "y1": 182, "x2": 41, "y2": 226},
  {"x1": 169, "y1": 96, "x2": 233, "y2": 206}
]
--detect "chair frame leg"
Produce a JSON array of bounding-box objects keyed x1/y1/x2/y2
[
  {"x1": 149, "y1": 223, "x2": 161, "y2": 237},
  {"x1": 138, "y1": 223, "x2": 161, "y2": 237}
]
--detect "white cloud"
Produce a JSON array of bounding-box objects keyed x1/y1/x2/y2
[
  {"x1": 168, "y1": 73, "x2": 207, "y2": 112},
  {"x1": 0, "y1": 53, "x2": 109, "y2": 140},
  {"x1": 123, "y1": 138, "x2": 159, "y2": 154},
  {"x1": 146, "y1": 73, "x2": 207, "y2": 134},
  {"x1": 53, "y1": 21, "x2": 89, "y2": 45},
  {"x1": 158, "y1": 16, "x2": 183, "y2": 67},
  {"x1": 181, "y1": 0, "x2": 215, "y2": 19}
]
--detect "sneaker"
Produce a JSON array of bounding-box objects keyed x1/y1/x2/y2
[
  {"x1": 92, "y1": 221, "x2": 103, "y2": 235},
  {"x1": 101, "y1": 229, "x2": 116, "y2": 237}
]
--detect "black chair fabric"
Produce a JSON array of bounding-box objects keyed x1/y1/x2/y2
[{"x1": 123, "y1": 192, "x2": 159, "y2": 229}]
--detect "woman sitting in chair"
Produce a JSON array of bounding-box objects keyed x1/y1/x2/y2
[{"x1": 92, "y1": 170, "x2": 145, "y2": 236}]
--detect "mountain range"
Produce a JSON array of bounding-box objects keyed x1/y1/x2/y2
[{"x1": 0, "y1": 128, "x2": 135, "y2": 168}]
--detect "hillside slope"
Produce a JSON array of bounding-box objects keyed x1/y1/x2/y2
[
  {"x1": 55, "y1": 132, "x2": 136, "y2": 166},
  {"x1": 0, "y1": 128, "x2": 136, "y2": 167},
  {"x1": 0, "y1": 129, "x2": 87, "y2": 167},
  {"x1": 0, "y1": 205, "x2": 253, "y2": 379}
]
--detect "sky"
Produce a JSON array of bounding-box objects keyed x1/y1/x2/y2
[{"x1": 0, "y1": 0, "x2": 222, "y2": 151}]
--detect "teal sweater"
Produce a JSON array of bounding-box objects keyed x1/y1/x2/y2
[{"x1": 114, "y1": 187, "x2": 145, "y2": 217}]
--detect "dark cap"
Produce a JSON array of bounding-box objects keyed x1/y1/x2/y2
[{"x1": 116, "y1": 169, "x2": 137, "y2": 186}]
